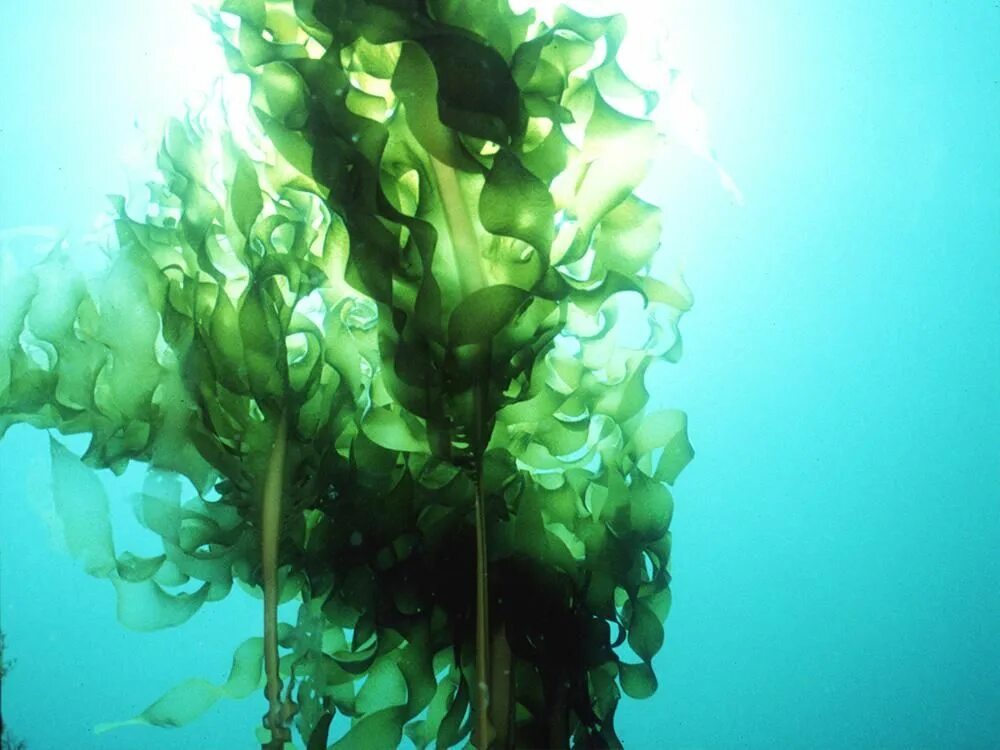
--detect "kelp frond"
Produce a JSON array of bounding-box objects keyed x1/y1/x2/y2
[{"x1": 0, "y1": 1, "x2": 698, "y2": 748}]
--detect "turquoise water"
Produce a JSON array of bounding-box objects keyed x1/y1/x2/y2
[{"x1": 1, "y1": 2, "x2": 997, "y2": 748}]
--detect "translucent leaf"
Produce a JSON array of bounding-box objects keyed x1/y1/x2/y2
[
  {"x1": 230, "y1": 153, "x2": 263, "y2": 237},
  {"x1": 95, "y1": 637, "x2": 264, "y2": 733},
  {"x1": 220, "y1": 0, "x2": 266, "y2": 28},
  {"x1": 50, "y1": 437, "x2": 116, "y2": 577},
  {"x1": 256, "y1": 62, "x2": 309, "y2": 128},
  {"x1": 626, "y1": 600, "x2": 664, "y2": 662},
  {"x1": 362, "y1": 407, "x2": 430, "y2": 453},
  {"x1": 618, "y1": 660, "x2": 657, "y2": 700},
  {"x1": 625, "y1": 476, "x2": 673, "y2": 542},
  {"x1": 480, "y1": 151, "x2": 555, "y2": 254},
  {"x1": 593, "y1": 195, "x2": 662, "y2": 275},
  {"x1": 630, "y1": 409, "x2": 695, "y2": 485},
  {"x1": 329, "y1": 706, "x2": 407, "y2": 750},
  {"x1": 355, "y1": 658, "x2": 408, "y2": 715},
  {"x1": 111, "y1": 577, "x2": 211, "y2": 632}
]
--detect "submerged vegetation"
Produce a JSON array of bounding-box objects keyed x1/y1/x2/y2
[
  {"x1": 0, "y1": 1, "x2": 695, "y2": 747},
  {"x1": 1, "y1": 631, "x2": 27, "y2": 750}
]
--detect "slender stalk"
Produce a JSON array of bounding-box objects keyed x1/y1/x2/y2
[
  {"x1": 489, "y1": 622, "x2": 514, "y2": 749},
  {"x1": 428, "y1": 153, "x2": 495, "y2": 747},
  {"x1": 429, "y1": 156, "x2": 486, "y2": 296},
  {"x1": 472, "y1": 462, "x2": 492, "y2": 749},
  {"x1": 548, "y1": 679, "x2": 569, "y2": 750},
  {"x1": 261, "y1": 411, "x2": 289, "y2": 749}
]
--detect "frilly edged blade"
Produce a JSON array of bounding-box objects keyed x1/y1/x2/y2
[{"x1": 0, "y1": 1, "x2": 702, "y2": 747}]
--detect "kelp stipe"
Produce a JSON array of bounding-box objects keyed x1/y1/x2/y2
[{"x1": 0, "y1": 1, "x2": 695, "y2": 748}]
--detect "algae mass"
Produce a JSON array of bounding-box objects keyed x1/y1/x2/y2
[
  {"x1": 1, "y1": 632, "x2": 26, "y2": 749},
  {"x1": 0, "y1": 1, "x2": 694, "y2": 747}
]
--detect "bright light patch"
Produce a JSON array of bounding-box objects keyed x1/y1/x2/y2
[
  {"x1": 510, "y1": 0, "x2": 742, "y2": 205},
  {"x1": 119, "y1": 2, "x2": 231, "y2": 177},
  {"x1": 657, "y1": 71, "x2": 745, "y2": 206}
]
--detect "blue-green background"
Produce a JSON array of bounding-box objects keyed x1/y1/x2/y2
[{"x1": 1, "y1": 2, "x2": 997, "y2": 748}]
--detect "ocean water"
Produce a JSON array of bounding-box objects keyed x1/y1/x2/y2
[{"x1": 0, "y1": 2, "x2": 997, "y2": 749}]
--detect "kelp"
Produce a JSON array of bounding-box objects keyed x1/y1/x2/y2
[
  {"x1": 0, "y1": 1, "x2": 695, "y2": 748},
  {"x1": 0, "y1": 631, "x2": 27, "y2": 750}
]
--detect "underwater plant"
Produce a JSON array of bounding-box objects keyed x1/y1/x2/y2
[
  {"x1": 0, "y1": 1, "x2": 695, "y2": 748},
  {"x1": 0, "y1": 630, "x2": 8, "y2": 681},
  {"x1": 0, "y1": 631, "x2": 27, "y2": 750}
]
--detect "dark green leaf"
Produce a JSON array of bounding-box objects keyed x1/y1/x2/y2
[{"x1": 448, "y1": 284, "x2": 529, "y2": 346}]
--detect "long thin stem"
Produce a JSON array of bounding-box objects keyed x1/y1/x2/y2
[
  {"x1": 548, "y1": 679, "x2": 569, "y2": 750},
  {"x1": 262, "y1": 411, "x2": 289, "y2": 749},
  {"x1": 489, "y1": 621, "x2": 514, "y2": 749},
  {"x1": 429, "y1": 153, "x2": 494, "y2": 747},
  {"x1": 429, "y1": 156, "x2": 486, "y2": 296},
  {"x1": 473, "y1": 461, "x2": 492, "y2": 749}
]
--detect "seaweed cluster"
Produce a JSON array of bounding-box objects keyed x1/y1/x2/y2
[{"x1": 0, "y1": 1, "x2": 694, "y2": 747}]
